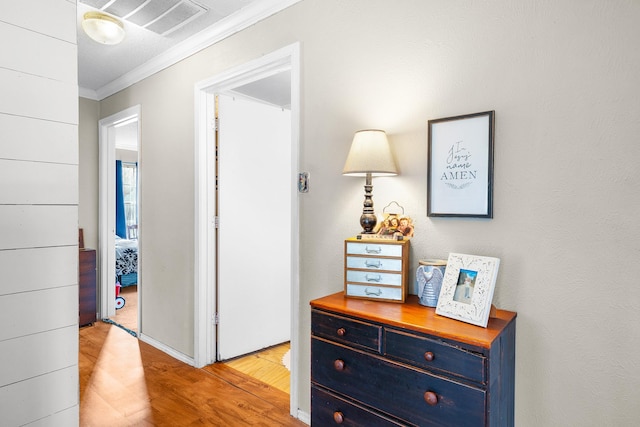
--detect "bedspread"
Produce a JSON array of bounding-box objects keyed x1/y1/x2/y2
[{"x1": 115, "y1": 237, "x2": 138, "y2": 276}]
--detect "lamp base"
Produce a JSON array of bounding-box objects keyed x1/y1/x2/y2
[
  {"x1": 359, "y1": 172, "x2": 377, "y2": 233},
  {"x1": 360, "y1": 213, "x2": 377, "y2": 234}
]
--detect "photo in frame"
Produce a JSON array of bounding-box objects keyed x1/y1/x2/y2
[
  {"x1": 427, "y1": 111, "x2": 495, "y2": 217},
  {"x1": 435, "y1": 253, "x2": 500, "y2": 327}
]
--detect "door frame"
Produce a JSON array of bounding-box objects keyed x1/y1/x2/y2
[
  {"x1": 98, "y1": 105, "x2": 141, "y2": 324},
  {"x1": 194, "y1": 43, "x2": 300, "y2": 417}
]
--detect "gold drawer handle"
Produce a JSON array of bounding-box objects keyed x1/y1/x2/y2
[
  {"x1": 334, "y1": 359, "x2": 345, "y2": 371},
  {"x1": 424, "y1": 391, "x2": 438, "y2": 406},
  {"x1": 424, "y1": 351, "x2": 435, "y2": 362},
  {"x1": 365, "y1": 260, "x2": 382, "y2": 268},
  {"x1": 365, "y1": 245, "x2": 382, "y2": 254},
  {"x1": 336, "y1": 327, "x2": 346, "y2": 337},
  {"x1": 333, "y1": 411, "x2": 344, "y2": 424}
]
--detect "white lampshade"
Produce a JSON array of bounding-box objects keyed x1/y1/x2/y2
[
  {"x1": 82, "y1": 12, "x2": 125, "y2": 45},
  {"x1": 343, "y1": 130, "x2": 398, "y2": 176}
]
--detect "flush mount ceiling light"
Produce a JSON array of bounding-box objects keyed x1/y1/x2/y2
[{"x1": 82, "y1": 11, "x2": 125, "y2": 45}]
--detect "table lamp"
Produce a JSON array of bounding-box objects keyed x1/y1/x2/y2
[{"x1": 343, "y1": 130, "x2": 398, "y2": 233}]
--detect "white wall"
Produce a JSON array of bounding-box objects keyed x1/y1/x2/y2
[
  {"x1": 116, "y1": 149, "x2": 138, "y2": 163},
  {"x1": 79, "y1": 97, "x2": 100, "y2": 250},
  {"x1": 98, "y1": 0, "x2": 640, "y2": 424},
  {"x1": 0, "y1": 0, "x2": 79, "y2": 425}
]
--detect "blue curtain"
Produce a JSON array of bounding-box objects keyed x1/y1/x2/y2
[{"x1": 115, "y1": 160, "x2": 127, "y2": 238}]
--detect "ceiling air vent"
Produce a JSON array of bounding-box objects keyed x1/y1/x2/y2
[
  {"x1": 103, "y1": 0, "x2": 148, "y2": 18},
  {"x1": 81, "y1": 0, "x2": 112, "y2": 9},
  {"x1": 144, "y1": 1, "x2": 207, "y2": 35}
]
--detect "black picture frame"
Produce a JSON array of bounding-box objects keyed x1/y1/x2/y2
[{"x1": 427, "y1": 110, "x2": 495, "y2": 218}]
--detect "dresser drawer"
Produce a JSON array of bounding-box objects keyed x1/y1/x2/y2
[
  {"x1": 344, "y1": 238, "x2": 409, "y2": 303},
  {"x1": 346, "y1": 242, "x2": 403, "y2": 257},
  {"x1": 346, "y1": 255, "x2": 403, "y2": 272},
  {"x1": 312, "y1": 386, "x2": 404, "y2": 426},
  {"x1": 345, "y1": 284, "x2": 403, "y2": 302},
  {"x1": 385, "y1": 329, "x2": 486, "y2": 384},
  {"x1": 312, "y1": 338, "x2": 486, "y2": 426},
  {"x1": 346, "y1": 269, "x2": 403, "y2": 286},
  {"x1": 312, "y1": 310, "x2": 381, "y2": 352}
]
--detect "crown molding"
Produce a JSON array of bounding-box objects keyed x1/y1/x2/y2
[
  {"x1": 79, "y1": 86, "x2": 99, "y2": 100},
  {"x1": 84, "y1": 0, "x2": 302, "y2": 101}
]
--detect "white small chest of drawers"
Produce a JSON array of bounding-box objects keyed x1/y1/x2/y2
[{"x1": 344, "y1": 237, "x2": 410, "y2": 302}]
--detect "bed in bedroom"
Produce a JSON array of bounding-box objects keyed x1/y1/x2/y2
[{"x1": 115, "y1": 236, "x2": 138, "y2": 287}]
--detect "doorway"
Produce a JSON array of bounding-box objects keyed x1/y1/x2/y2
[
  {"x1": 110, "y1": 119, "x2": 139, "y2": 333},
  {"x1": 98, "y1": 106, "x2": 141, "y2": 334},
  {"x1": 194, "y1": 43, "x2": 300, "y2": 416}
]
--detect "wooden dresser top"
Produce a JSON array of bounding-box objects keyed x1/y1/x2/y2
[{"x1": 311, "y1": 292, "x2": 516, "y2": 349}]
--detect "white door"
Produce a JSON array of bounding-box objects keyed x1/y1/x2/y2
[{"x1": 217, "y1": 94, "x2": 292, "y2": 360}]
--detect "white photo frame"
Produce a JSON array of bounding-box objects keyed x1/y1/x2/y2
[{"x1": 435, "y1": 253, "x2": 500, "y2": 327}]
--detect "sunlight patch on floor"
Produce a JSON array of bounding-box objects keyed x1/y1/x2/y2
[{"x1": 80, "y1": 326, "x2": 152, "y2": 426}]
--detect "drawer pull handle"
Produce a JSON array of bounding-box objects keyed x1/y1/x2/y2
[
  {"x1": 364, "y1": 288, "x2": 382, "y2": 296},
  {"x1": 365, "y1": 245, "x2": 382, "y2": 254},
  {"x1": 334, "y1": 359, "x2": 345, "y2": 371},
  {"x1": 424, "y1": 391, "x2": 438, "y2": 406},
  {"x1": 336, "y1": 327, "x2": 346, "y2": 337},
  {"x1": 424, "y1": 351, "x2": 435, "y2": 362},
  {"x1": 333, "y1": 411, "x2": 344, "y2": 424},
  {"x1": 365, "y1": 260, "x2": 382, "y2": 268},
  {"x1": 365, "y1": 274, "x2": 382, "y2": 282}
]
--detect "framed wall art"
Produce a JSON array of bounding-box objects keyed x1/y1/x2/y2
[
  {"x1": 435, "y1": 253, "x2": 500, "y2": 327},
  {"x1": 427, "y1": 110, "x2": 495, "y2": 217}
]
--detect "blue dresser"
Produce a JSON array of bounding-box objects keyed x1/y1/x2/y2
[{"x1": 311, "y1": 292, "x2": 516, "y2": 426}]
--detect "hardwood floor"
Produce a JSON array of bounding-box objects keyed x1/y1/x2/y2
[
  {"x1": 79, "y1": 322, "x2": 305, "y2": 426},
  {"x1": 221, "y1": 342, "x2": 290, "y2": 394},
  {"x1": 106, "y1": 286, "x2": 291, "y2": 393},
  {"x1": 110, "y1": 285, "x2": 138, "y2": 333}
]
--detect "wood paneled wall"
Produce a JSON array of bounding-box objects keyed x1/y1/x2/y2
[{"x1": 0, "y1": 0, "x2": 79, "y2": 425}]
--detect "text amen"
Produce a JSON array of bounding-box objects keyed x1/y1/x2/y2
[{"x1": 441, "y1": 170, "x2": 477, "y2": 180}]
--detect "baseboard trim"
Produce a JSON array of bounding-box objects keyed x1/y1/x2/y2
[
  {"x1": 297, "y1": 409, "x2": 310, "y2": 425},
  {"x1": 138, "y1": 332, "x2": 195, "y2": 366}
]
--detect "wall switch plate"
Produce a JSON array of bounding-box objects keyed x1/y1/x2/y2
[{"x1": 298, "y1": 172, "x2": 309, "y2": 193}]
